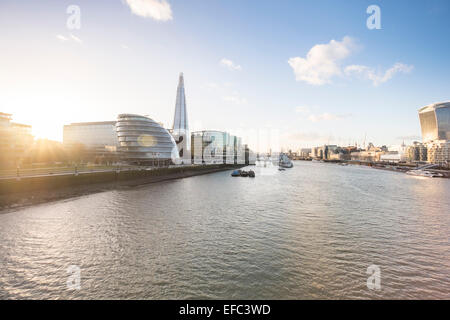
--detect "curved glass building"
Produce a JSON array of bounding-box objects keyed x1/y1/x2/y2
[
  {"x1": 419, "y1": 102, "x2": 450, "y2": 143},
  {"x1": 116, "y1": 114, "x2": 179, "y2": 165},
  {"x1": 418, "y1": 102, "x2": 450, "y2": 166}
]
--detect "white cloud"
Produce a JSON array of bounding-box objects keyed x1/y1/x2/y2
[
  {"x1": 396, "y1": 135, "x2": 421, "y2": 141},
  {"x1": 289, "y1": 36, "x2": 413, "y2": 86},
  {"x1": 285, "y1": 131, "x2": 324, "y2": 142},
  {"x1": 70, "y1": 34, "x2": 82, "y2": 43},
  {"x1": 203, "y1": 82, "x2": 219, "y2": 89},
  {"x1": 294, "y1": 105, "x2": 350, "y2": 122},
  {"x1": 223, "y1": 94, "x2": 247, "y2": 105},
  {"x1": 204, "y1": 82, "x2": 247, "y2": 104},
  {"x1": 288, "y1": 36, "x2": 355, "y2": 85},
  {"x1": 56, "y1": 35, "x2": 68, "y2": 41},
  {"x1": 308, "y1": 113, "x2": 351, "y2": 122},
  {"x1": 345, "y1": 63, "x2": 413, "y2": 86},
  {"x1": 220, "y1": 58, "x2": 242, "y2": 71},
  {"x1": 125, "y1": 0, "x2": 173, "y2": 21},
  {"x1": 56, "y1": 34, "x2": 82, "y2": 44},
  {"x1": 295, "y1": 106, "x2": 311, "y2": 114}
]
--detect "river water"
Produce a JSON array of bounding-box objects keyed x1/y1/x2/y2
[{"x1": 0, "y1": 161, "x2": 449, "y2": 299}]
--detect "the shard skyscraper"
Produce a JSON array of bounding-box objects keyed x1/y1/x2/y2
[{"x1": 172, "y1": 72, "x2": 190, "y2": 163}]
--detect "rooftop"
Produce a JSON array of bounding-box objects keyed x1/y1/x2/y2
[
  {"x1": 12, "y1": 122, "x2": 32, "y2": 128},
  {"x1": 418, "y1": 101, "x2": 450, "y2": 113},
  {"x1": 66, "y1": 121, "x2": 116, "y2": 126}
]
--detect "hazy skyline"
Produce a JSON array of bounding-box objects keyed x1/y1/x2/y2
[{"x1": 0, "y1": 0, "x2": 449, "y2": 150}]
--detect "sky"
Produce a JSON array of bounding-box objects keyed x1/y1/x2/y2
[{"x1": 0, "y1": 0, "x2": 449, "y2": 151}]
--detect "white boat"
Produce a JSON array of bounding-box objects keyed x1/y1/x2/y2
[
  {"x1": 406, "y1": 170, "x2": 443, "y2": 178},
  {"x1": 279, "y1": 153, "x2": 293, "y2": 168}
]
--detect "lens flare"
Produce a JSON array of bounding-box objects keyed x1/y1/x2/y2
[{"x1": 137, "y1": 134, "x2": 156, "y2": 147}]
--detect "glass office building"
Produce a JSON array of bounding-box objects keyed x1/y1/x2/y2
[
  {"x1": 191, "y1": 130, "x2": 245, "y2": 164},
  {"x1": 0, "y1": 112, "x2": 33, "y2": 166},
  {"x1": 419, "y1": 102, "x2": 450, "y2": 143},
  {"x1": 116, "y1": 114, "x2": 179, "y2": 165},
  {"x1": 171, "y1": 73, "x2": 191, "y2": 163},
  {"x1": 63, "y1": 121, "x2": 118, "y2": 151},
  {"x1": 418, "y1": 102, "x2": 450, "y2": 166},
  {"x1": 196, "y1": 130, "x2": 226, "y2": 164}
]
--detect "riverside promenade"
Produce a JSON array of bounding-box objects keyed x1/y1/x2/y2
[{"x1": 0, "y1": 164, "x2": 244, "y2": 210}]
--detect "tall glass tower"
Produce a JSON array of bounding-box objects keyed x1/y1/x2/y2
[{"x1": 172, "y1": 73, "x2": 191, "y2": 163}]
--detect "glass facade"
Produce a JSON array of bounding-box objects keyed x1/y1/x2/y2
[
  {"x1": 0, "y1": 112, "x2": 33, "y2": 166},
  {"x1": 191, "y1": 130, "x2": 246, "y2": 164},
  {"x1": 419, "y1": 109, "x2": 438, "y2": 143},
  {"x1": 171, "y1": 73, "x2": 190, "y2": 162},
  {"x1": 116, "y1": 114, "x2": 179, "y2": 165},
  {"x1": 63, "y1": 121, "x2": 118, "y2": 150},
  {"x1": 407, "y1": 142, "x2": 427, "y2": 162},
  {"x1": 202, "y1": 131, "x2": 225, "y2": 164},
  {"x1": 426, "y1": 141, "x2": 450, "y2": 166},
  {"x1": 191, "y1": 132, "x2": 204, "y2": 164},
  {"x1": 419, "y1": 102, "x2": 450, "y2": 143},
  {"x1": 435, "y1": 106, "x2": 450, "y2": 141},
  {"x1": 225, "y1": 133, "x2": 235, "y2": 164},
  {"x1": 419, "y1": 102, "x2": 450, "y2": 166}
]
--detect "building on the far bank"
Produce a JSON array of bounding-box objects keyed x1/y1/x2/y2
[
  {"x1": 191, "y1": 130, "x2": 246, "y2": 165},
  {"x1": 171, "y1": 73, "x2": 191, "y2": 164},
  {"x1": 0, "y1": 112, "x2": 33, "y2": 167},
  {"x1": 351, "y1": 143, "x2": 388, "y2": 162},
  {"x1": 63, "y1": 121, "x2": 118, "y2": 162},
  {"x1": 192, "y1": 130, "x2": 225, "y2": 164},
  {"x1": 379, "y1": 143, "x2": 408, "y2": 163},
  {"x1": 379, "y1": 152, "x2": 406, "y2": 163},
  {"x1": 418, "y1": 102, "x2": 450, "y2": 167},
  {"x1": 406, "y1": 141, "x2": 428, "y2": 163},
  {"x1": 298, "y1": 148, "x2": 311, "y2": 158},
  {"x1": 245, "y1": 144, "x2": 256, "y2": 165},
  {"x1": 419, "y1": 102, "x2": 450, "y2": 143},
  {"x1": 310, "y1": 145, "x2": 338, "y2": 160},
  {"x1": 116, "y1": 114, "x2": 179, "y2": 166},
  {"x1": 328, "y1": 147, "x2": 352, "y2": 161},
  {"x1": 426, "y1": 141, "x2": 450, "y2": 167}
]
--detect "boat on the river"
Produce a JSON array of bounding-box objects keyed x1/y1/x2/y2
[
  {"x1": 279, "y1": 153, "x2": 293, "y2": 168},
  {"x1": 231, "y1": 170, "x2": 241, "y2": 177},
  {"x1": 240, "y1": 170, "x2": 249, "y2": 177},
  {"x1": 406, "y1": 169, "x2": 443, "y2": 178}
]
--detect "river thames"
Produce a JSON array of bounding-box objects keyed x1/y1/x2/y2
[{"x1": 0, "y1": 161, "x2": 449, "y2": 299}]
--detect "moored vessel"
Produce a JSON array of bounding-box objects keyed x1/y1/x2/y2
[
  {"x1": 406, "y1": 169, "x2": 443, "y2": 178},
  {"x1": 231, "y1": 170, "x2": 241, "y2": 177},
  {"x1": 240, "y1": 170, "x2": 249, "y2": 177},
  {"x1": 279, "y1": 153, "x2": 293, "y2": 168}
]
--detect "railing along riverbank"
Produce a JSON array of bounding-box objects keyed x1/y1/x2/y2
[{"x1": 0, "y1": 164, "x2": 244, "y2": 211}]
